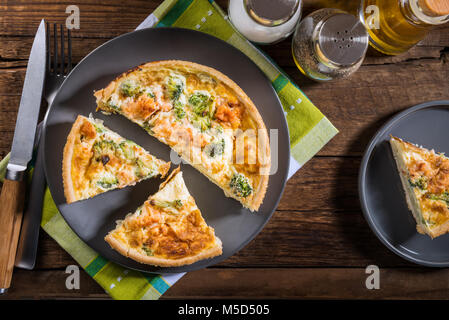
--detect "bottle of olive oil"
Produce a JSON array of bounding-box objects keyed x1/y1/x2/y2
[{"x1": 360, "y1": 0, "x2": 449, "y2": 55}]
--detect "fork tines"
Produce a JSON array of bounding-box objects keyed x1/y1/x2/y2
[{"x1": 46, "y1": 22, "x2": 72, "y2": 76}]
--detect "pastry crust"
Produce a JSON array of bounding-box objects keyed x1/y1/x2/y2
[
  {"x1": 62, "y1": 115, "x2": 84, "y2": 204},
  {"x1": 105, "y1": 233, "x2": 222, "y2": 267},
  {"x1": 94, "y1": 60, "x2": 270, "y2": 211}
]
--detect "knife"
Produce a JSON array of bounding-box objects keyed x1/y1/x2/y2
[
  {"x1": 14, "y1": 122, "x2": 46, "y2": 270},
  {"x1": 0, "y1": 19, "x2": 46, "y2": 294}
]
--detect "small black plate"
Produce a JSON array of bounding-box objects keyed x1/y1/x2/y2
[
  {"x1": 359, "y1": 100, "x2": 449, "y2": 267},
  {"x1": 42, "y1": 28, "x2": 290, "y2": 273}
]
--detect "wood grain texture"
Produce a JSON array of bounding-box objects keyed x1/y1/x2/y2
[
  {"x1": 2, "y1": 267, "x2": 449, "y2": 300},
  {"x1": 0, "y1": 0, "x2": 448, "y2": 299},
  {"x1": 0, "y1": 179, "x2": 25, "y2": 289}
]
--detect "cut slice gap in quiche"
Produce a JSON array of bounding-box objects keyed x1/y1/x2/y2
[
  {"x1": 390, "y1": 136, "x2": 449, "y2": 239},
  {"x1": 94, "y1": 60, "x2": 270, "y2": 211},
  {"x1": 63, "y1": 115, "x2": 170, "y2": 203},
  {"x1": 105, "y1": 167, "x2": 222, "y2": 267}
]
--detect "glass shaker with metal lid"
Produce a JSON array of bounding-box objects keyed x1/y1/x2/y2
[
  {"x1": 292, "y1": 8, "x2": 369, "y2": 81},
  {"x1": 228, "y1": 0, "x2": 303, "y2": 44}
]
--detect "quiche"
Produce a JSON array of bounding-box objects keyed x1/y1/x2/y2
[
  {"x1": 105, "y1": 167, "x2": 222, "y2": 266},
  {"x1": 390, "y1": 136, "x2": 449, "y2": 238},
  {"x1": 94, "y1": 60, "x2": 270, "y2": 211},
  {"x1": 63, "y1": 115, "x2": 170, "y2": 203}
]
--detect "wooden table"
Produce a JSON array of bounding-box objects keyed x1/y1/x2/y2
[{"x1": 1, "y1": 0, "x2": 449, "y2": 300}]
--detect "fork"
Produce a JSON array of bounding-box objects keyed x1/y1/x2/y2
[
  {"x1": 14, "y1": 23, "x2": 72, "y2": 270},
  {"x1": 45, "y1": 23, "x2": 72, "y2": 105}
]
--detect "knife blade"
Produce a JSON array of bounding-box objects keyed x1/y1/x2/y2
[
  {"x1": 7, "y1": 20, "x2": 46, "y2": 179},
  {"x1": 0, "y1": 19, "x2": 46, "y2": 294}
]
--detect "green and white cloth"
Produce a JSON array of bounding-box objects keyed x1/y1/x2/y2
[{"x1": 0, "y1": 0, "x2": 337, "y2": 300}]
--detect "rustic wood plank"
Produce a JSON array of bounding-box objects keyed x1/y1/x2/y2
[
  {"x1": 2, "y1": 267, "x2": 449, "y2": 299},
  {"x1": 298, "y1": 58, "x2": 449, "y2": 156},
  {"x1": 166, "y1": 267, "x2": 449, "y2": 299},
  {"x1": 263, "y1": 39, "x2": 448, "y2": 68},
  {"x1": 0, "y1": 37, "x2": 102, "y2": 69},
  {"x1": 0, "y1": 268, "x2": 107, "y2": 299},
  {"x1": 1, "y1": 0, "x2": 448, "y2": 47},
  {"x1": 0, "y1": 0, "x2": 159, "y2": 38},
  {"x1": 1, "y1": 33, "x2": 446, "y2": 68}
]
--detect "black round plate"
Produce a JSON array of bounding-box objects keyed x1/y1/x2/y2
[
  {"x1": 359, "y1": 100, "x2": 449, "y2": 267},
  {"x1": 42, "y1": 28, "x2": 290, "y2": 273}
]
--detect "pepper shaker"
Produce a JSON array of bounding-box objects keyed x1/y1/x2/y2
[{"x1": 292, "y1": 8, "x2": 369, "y2": 81}]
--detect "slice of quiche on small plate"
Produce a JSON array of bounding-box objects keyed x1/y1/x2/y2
[
  {"x1": 62, "y1": 115, "x2": 170, "y2": 203},
  {"x1": 390, "y1": 136, "x2": 449, "y2": 239},
  {"x1": 105, "y1": 167, "x2": 222, "y2": 267}
]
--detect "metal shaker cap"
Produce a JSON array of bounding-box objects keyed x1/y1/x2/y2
[
  {"x1": 244, "y1": 0, "x2": 300, "y2": 26},
  {"x1": 315, "y1": 12, "x2": 368, "y2": 67}
]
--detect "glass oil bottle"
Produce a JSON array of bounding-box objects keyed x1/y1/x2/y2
[{"x1": 359, "y1": 0, "x2": 449, "y2": 55}]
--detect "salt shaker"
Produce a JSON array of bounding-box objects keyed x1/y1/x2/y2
[
  {"x1": 291, "y1": 8, "x2": 369, "y2": 81},
  {"x1": 228, "y1": 0, "x2": 303, "y2": 44}
]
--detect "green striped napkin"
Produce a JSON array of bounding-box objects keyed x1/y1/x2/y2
[{"x1": 0, "y1": 0, "x2": 337, "y2": 300}]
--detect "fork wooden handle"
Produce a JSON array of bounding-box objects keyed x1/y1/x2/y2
[{"x1": 0, "y1": 179, "x2": 25, "y2": 292}]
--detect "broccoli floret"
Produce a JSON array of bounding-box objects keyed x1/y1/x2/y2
[
  {"x1": 118, "y1": 141, "x2": 136, "y2": 160},
  {"x1": 97, "y1": 175, "x2": 118, "y2": 189},
  {"x1": 165, "y1": 75, "x2": 185, "y2": 101},
  {"x1": 119, "y1": 80, "x2": 142, "y2": 97},
  {"x1": 215, "y1": 125, "x2": 223, "y2": 134},
  {"x1": 142, "y1": 121, "x2": 154, "y2": 134},
  {"x1": 192, "y1": 115, "x2": 211, "y2": 132},
  {"x1": 119, "y1": 80, "x2": 142, "y2": 98},
  {"x1": 230, "y1": 173, "x2": 253, "y2": 198},
  {"x1": 153, "y1": 199, "x2": 183, "y2": 209},
  {"x1": 409, "y1": 177, "x2": 427, "y2": 190},
  {"x1": 173, "y1": 199, "x2": 183, "y2": 209},
  {"x1": 134, "y1": 158, "x2": 154, "y2": 179},
  {"x1": 173, "y1": 101, "x2": 186, "y2": 120},
  {"x1": 93, "y1": 123, "x2": 105, "y2": 133},
  {"x1": 142, "y1": 245, "x2": 154, "y2": 256},
  {"x1": 93, "y1": 140, "x2": 116, "y2": 158},
  {"x1": 145, "y1": 88, "x2": 155, "y2": 98},
  {"x1": 205, "y1": 138, "x2": 225, "y2": 157},
  {"x1": 106, "y1": 97, "x2": 121, "y2": 112},
  {"x1": 189, "y1": 91, "x2": 214, "y2": 116},
  {"x1": 427, "y1": 192, "x2": 449, "y2": 205}
]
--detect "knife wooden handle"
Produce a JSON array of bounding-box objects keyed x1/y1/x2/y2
[{"x1": 0, "y1": 179, "x2": 25, "y2": 291}]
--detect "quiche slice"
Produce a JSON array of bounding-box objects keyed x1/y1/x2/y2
[
  {"x1": 94, "y1": 60, "x2": 270, "y2": 211},
  {"x1": 390, "y1": 136, "x2": 449, "y2": 238},
  {"x1": 105, "y1": 167, "x2": 222, "y2": 267},
  {"x1": 63, "y1": 115, "x2": 170, "y2": 203}
]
